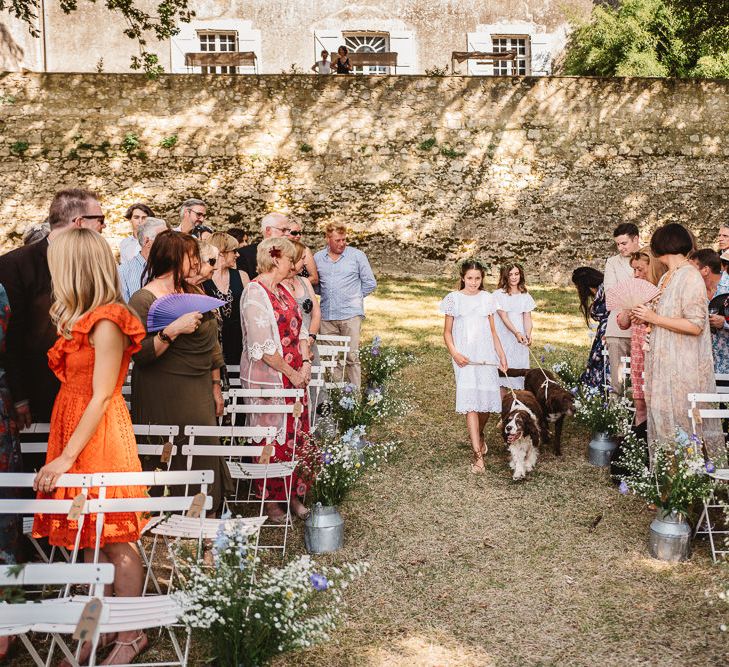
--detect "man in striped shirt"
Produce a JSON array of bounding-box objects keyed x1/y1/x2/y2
[{"x1": 118, "y1": 217, "x2": 167, "y2": 301}]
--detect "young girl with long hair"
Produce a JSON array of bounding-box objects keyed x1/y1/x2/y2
[
  {"x1": 440, "y1": 260, "x2": 508, "y2": 473},
  {"x1": 494, "y1": 263, "x2": 536, "y2": 391},
  {"x1": 32, "y1": 227, "x2": 149, "y2": 664}
]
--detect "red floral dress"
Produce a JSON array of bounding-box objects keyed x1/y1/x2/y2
[
  {"x1": 33, "y1": 304, "x2": 147, "y2": 549},
  {"x1": 255, "y1": 282, "x2": 310, "y2": 502}
]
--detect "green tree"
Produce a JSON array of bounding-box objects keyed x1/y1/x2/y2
[
  {"x1": 0, "y1": 0, "x2": 194, "y2": 76},
  {"x1": 563, "y1": 0, "x2": 729, "y2": 79}
]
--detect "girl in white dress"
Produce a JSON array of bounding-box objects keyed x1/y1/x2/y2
[
  {"x1": 494, "y1": 264, "x2": 536, "y2": 391},
  {"x1": 440, "y1": 260, "x2": 508, "y2": 474}
]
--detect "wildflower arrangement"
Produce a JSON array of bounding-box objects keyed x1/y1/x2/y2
[
  {"x1": 329, "y1": 382, "x2": 411, "y2": 432},
  {"x1": 616, "y1": 429, "x2": 716, "y2": 517},
  {"x1": 175, "y1": 519, "x2": 368, "y2": 666},
  {"x1": 299, "y1": 420, "x2": 398, "y2": 506},
  {"x1": 359, "y1": 335, "x2": 415, "y2": 389},
  {"x1": 574, "y1": 384, "x2": 633, "y2": 437},
  {"x1": 550, "y1": 354, "x2": 585, "y2": 392}
]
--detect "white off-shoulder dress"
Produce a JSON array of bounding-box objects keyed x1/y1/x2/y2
[
  {"x1": 439, "y1": 290, "x2": 501, "y2": 414},
  {"x1": 494, "y1": 289, "x2": 536, "y2": 389}
]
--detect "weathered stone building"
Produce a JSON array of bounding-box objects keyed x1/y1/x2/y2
[{"x1": 1, "y1": 1, "x2": 592, "y2": 75}]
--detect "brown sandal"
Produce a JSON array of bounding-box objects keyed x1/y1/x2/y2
[
  {"x1": 471, "y1": 451, "x2": 485, "y2": 474},
  {"x1": 101, "y1": 632, "x2": 148, "y2": 665}
]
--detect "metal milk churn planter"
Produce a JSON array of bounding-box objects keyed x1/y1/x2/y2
[
  {"x1": 648, "y1": 509, "x2": 691, "y2": 562},
  {"x1": 304, "y1": 503, "x2": 344, "y2": 554},
  {"x1": 587, "y1": 431, "x2": 618, "y2": 467}
]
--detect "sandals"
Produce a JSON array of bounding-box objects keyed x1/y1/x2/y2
[
  {"x1": 471, "y1": 451, "x2": 486, "y2": 474},
  {"x1": 101, "y1": 632, "x2": 148, "y2": 665},
  {"x1": 59, "y1": 633, "x2": 117, "y2": 667}
]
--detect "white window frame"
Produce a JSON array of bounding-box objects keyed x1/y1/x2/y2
[
  {"x1": 343, "y1": 32, "x2": 390, "y2": 75},
  {"x1": 491, "y1": 35, "x2": 530, "y2": 76},
  {"x1": 198, "y1": 31, "x2": 239, "y2": 74}
]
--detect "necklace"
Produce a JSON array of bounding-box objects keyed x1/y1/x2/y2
[{"x1": 258, "y1": 277, "x2": 290, "y2": 310}]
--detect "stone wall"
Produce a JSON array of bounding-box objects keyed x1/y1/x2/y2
[{"x1": 1, "y1": 72, "x2": 728, "y2": 282}]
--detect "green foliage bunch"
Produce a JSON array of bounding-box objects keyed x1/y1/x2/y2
[{"x1": 563, "y1": 0, "x2": 729, "y2": 79}]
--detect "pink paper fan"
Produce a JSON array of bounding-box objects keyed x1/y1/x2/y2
[{"x1": 605, "y1": 278, "x2": 660, "y2": 312}]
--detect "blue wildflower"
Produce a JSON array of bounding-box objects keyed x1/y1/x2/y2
[
  {"x1": 372, "y1": 335, "x2": 382, "y2": 346},
  {"x1": 618, "y1": 481, "x2": 629, "y2": 495},
  {"x1": 343, "y1": 384, "x2": 354, "y2": 394},
  {"x1": 322, "y1": 451, "x2": 333, "y2": 464},
  {"x1": 310, "y1": 573, "x2": 328, "y2": 591},
  {"x1": 371, "y1": 348, "x2": 380, "y2": 356},
  {"x1": 706, "y1": 461, "x2": 716, "y2": 474}
]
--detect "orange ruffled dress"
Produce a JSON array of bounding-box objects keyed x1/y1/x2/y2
[{"x1": 33, "y1": 304, "x2": 147, "y2": 550}]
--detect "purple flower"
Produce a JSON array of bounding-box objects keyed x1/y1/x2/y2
[
  {"x1": 540, "y1": 355, "x2": 545, "y2": 363},
  {"x1": 690, "y1": 433, "x2": 702, "y2": 445},
  {"x1": 322, "y1": 451, "x2": 333, "y2": 464},
  {"x1": 343, "y1": 384, "x2": 354, "y2": 394},
  {"x1": 618, "y1": 481, "x2": 629, "y2": 495},
  {"x1": 371, "y1": 348, "x2": 380, "y2": 356},
  {"x1": 310, "y1": 573, "x2": 328, "y2": 591},
  {"x1": 706, "y1": 461, "x2": 716, "y2": 474}
]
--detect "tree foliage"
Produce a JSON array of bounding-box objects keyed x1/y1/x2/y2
[
  {"x1": 0, "y1": 0, "x2": 194, "y2": 76},
  {"x1": 563, "y1": 0, "x2": 729, "y2": 78}
]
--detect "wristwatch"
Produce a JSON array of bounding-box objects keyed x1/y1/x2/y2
[
  {"x1": 308, "y1": 333, "x2": 317, "y2": 341},
  {"x1": 158, "y1": 330, "x2": 173, "y2": 345}
]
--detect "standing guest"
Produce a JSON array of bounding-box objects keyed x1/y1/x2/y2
[
  {"x1": 314, "y1": 223, "x2": 377, "y2": 387},
  {"x1": 119, "y1": 203, "x2": 154, "y2": 263},
  {"x1": 0, "y1": 188, "x2": 105, "y2": 430},
  {"x1": 616, "y1": 249, "x2": 666, "y2": 428},
  {"x1": 334, "y1": 45, "x2": 353, "y2": 74},
  {"x1": 604, "y1": 223, "x2": 641, "y2": 393},
  {"x1": 0, "y1": 284, "x2": 22, "y2": 566},
  {"x1": 690, "y1": 248, "x2": 729, "y2": 376},
  {"x1": 240, "y1": 237, "x2": 311, "y2": 523},
  {"x1": 720, "y1": 250, "x2": 729, "y2": 291},
  {"x1": 22, "y1": 221, "x2": 50, "y2": 245},
  {"x1": 286, "y1": 219, "x2": 319, "y2": 286},
  {"x1": 190, "y1": 241, "x2": 218, "y2": 285},
  {"x1": 175, "y1": 198, "x2": 207, "y2": 235},
  {"x1": 32, "y1": 228, "x2": 149, "y2": 665},
  {"x1": 118, "y1": 217, "x2": 167, "y2": 302},
  {"x1": 226, "y1": 227, "x2": 249, "y2": 247},
  {"x1": 494, "y1": 263, "x2": 535, "y2": 392},
  {"x1": 718, "y1": 224, "x2": 729, "y2": 256},
  {"x1": 129, "y1": 231, "x2": 231, "y2": 512},
  {"x1": 237, "y1": 212, "x2": 291, "y2": 280},
  {"x1": 311, "y1": 49, "x2": 331, "y2": 74},
  {"x1": 572, "y1": 267, "x2": 610, "y2": 391},
  {"x1": 633, "y1": 224, "x2": 724, "y2": 462},
  {"x1": 440, "y1": 260, "x2": 508, "y2": 473},
  {"x1": 203, "y1": 232, "x2": 249, "y2": 365}
]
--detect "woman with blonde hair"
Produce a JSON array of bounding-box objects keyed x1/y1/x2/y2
[
  {"x1": 240, "y1": 237, "x2": 311, "y2": 523},
  {"x1": 617, "y1": 247, "x2": 667, "y2": 428},
  {"x1": 32, "y1": 227, "x2": 149, "y2": 665},
  {"x1": 203, "y1": 231, "x2": 250, "y2": 365}
]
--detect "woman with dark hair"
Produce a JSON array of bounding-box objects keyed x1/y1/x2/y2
[
  {"x1": 119, "y1": 203, "x2": 155, "y2": 263},
  {"x1": 571, "y1": 266, "x2": 610, "y2": 390},
  {"x1": 632, "y1": 223, "x2": 724, "y2": 460},
  {"x1": 334, "y1": 45, "x2": 353, "y2": 74},
  {"x1": 128, "y1": 230, "x2": 231, "y2": 512}
]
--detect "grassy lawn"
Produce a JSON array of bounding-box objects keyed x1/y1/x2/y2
[{"x1": 272, "y1": 277, "x2": 728, "y2": 667}]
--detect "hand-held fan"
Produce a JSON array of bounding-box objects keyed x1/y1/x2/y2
[
  {"x1": 605, "y1": 279, "x2": 661, "y2": 312},
  {"x1": 708, "y1": 293, "x2": 729, "y2": 318},
  {"x1": 146, "y1": 293, "x2": 226, "y2": 332}
]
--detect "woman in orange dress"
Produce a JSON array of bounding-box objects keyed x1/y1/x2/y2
[{"x1": 32, "y1": 227, "x2": 149, "y2": 665}]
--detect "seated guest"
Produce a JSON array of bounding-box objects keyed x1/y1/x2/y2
[
  {"x1": 119, "y1": 203, "x2": 154, "y2": 263},
  {"x1": 129, "y1": 231, "x2": 231, "y2": 512},
  {"x1": 571, "y1": 267, "x2": 609, "y2": 390},
  {"x1": 203, "y1": 232, "x2": 249, "y2": 366},
  {"x1": 118, "y1": 217, "x2": 166, "y2": 302},
  {"x1": 690, "y1": 248, "x2": 729, "y2": 377},
  {"x1": 633, "y1": 224, "x2": 725, "y2": 462},
  {"x1": 617, "y1": 249, "x2": 666, "y2": 428},
  {"x1": 32, "y1": 228, "x2": 149, "y2": 664},
  {"x1": 240, "y1": 237, "x2": 311, "y2": 523}
]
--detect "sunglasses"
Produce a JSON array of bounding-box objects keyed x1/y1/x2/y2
[
  {"x1": 79, "y1": 215, "x2": 106, "y2": 224},
  {"x1": 288, "y1": 230, "x2": 302, "y2": 237},
  {"x1": 206, "y1": 258, "x2": 217, "y2": 267}
]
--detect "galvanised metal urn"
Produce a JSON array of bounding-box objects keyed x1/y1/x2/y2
[
  {"x1": 588, "y1": 431, "x2": 618, "y2": 467},
  {"x1": 648, "y1": 509, "x2": 692, "y2": 562},
  {"x1": 304, "y1": 503, "x2": 344, "y2": 554}
]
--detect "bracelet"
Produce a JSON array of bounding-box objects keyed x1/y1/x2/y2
[
  {"x1": 302, "y1": 359, "x2": 312, "y2": 365},
  {"x1": 158, "y1": 330, "x2": 173, "y2": 345},
  {"x1": 212, "y1": 379, "x2": 222, "y2": 385}
]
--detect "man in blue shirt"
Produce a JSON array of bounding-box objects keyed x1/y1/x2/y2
[
  {"x1": 118, "y1": 217, "x2": 167, "y2": 301},
  {"x1": 314, "y1": 223, "x2": 377, "y2": 387}
]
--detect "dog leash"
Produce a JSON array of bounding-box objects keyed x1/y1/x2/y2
[{"x1": 527, "y1": 347, "x2": 560, "y2": 401}]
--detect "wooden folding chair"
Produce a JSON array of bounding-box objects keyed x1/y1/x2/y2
[{"x1": 688, "y1": 393, "x2": 729, "y2": 562}]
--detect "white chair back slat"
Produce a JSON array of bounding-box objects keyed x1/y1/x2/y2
[
  {"x1": 316, "y1": 334, "x2": 351, "y2": 343},
  {"x1": 0, "y1": 563, "x2": 114, "y2": 587},
  {"x1": 181, "y1": 444, "x2": 264, "y2": 458},
  {"x1": 19, "y1": 423, "x2": 52, "y2": 434},
  {"x1": 87, "y1": 496, "x2": 213, "y2": 514},
  {"x1": 227, "y1": 404, "x2": 296, "y2": 415},
  {"x1": 136, "y1": 444, "x2": 178, "y2": 457},
  {"x1": 184, "y1": 424, "x2": 277, "y2": 440},
  {"x1": 91, "y1": 470, "x2": 213, "y2": 488},
  {"x1": 132, "y1": 424, "x2": 179, "y2": 438},
  {"x1": 0, "y1": 499, "x2": 77, "y2": 514},
  {"x1": 0, "y1": 472, "x2": 93, "y2": 487},
  {"x1": 227, "y1": 388, "x2": 304, "y2": 399}
]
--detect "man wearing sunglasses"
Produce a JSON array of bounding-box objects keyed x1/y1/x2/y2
[
  {"x1": 237, "y1": 211, "x2": 291, "y2": 279},
  {"x1": 0, "y1": 188, "x2": 105, "y2": 434}
]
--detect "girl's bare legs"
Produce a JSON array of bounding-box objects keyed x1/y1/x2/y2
[
  {"x1": 478, "y1": 413, "x2": 490, "y2": 454},
  {"x1": 466, "y1": 412, "x2": 485, "y2": 473}
]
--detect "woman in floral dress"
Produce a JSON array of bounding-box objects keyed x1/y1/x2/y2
[
  {"x1": 572, "y1": 267, "x2": 610, "y2": 390},
  {"x1": 240, "y1": 237, "x2": 311, "y2": 523}
]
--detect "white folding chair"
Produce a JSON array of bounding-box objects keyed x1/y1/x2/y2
[
  {"x1": 0, "y1": 562, "x2": 114, "y2": 667},
  {"x1": 132, "y1": 424, "x2": 179, "y2": 472},
  {"x1": 182, "y1": 424, "x2": 296, "y2": 556},
  {"x1": 308, "y1": 366, "x2": 326, "y2": 428},
  {"x1": 688, "y1": 393, "x2": 729, "y2": 562},
  {"x1": 317, "y1": 334, "x2": 351, "y2": 385},
  {"x1": 715, "y1": 372, "x2": 729, "y2": 395},
  {"x1": 226, "y1": 364, "x2": 242, "y2": 388}
]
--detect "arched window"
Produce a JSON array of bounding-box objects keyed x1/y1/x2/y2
[{"x1": 344, "y1": 33, "x2": 389, "y2": 74}]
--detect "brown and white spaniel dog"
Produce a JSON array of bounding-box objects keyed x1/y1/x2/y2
[
  {"x1": 504, "y1": 369, "x2": 575, "y2": 456},
  {"x1": 501, "y1": 390, "x2": 546, "y2": 481}
]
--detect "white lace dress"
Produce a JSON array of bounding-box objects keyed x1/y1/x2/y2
[
  {"x1": 439, "y1": 290, "x2": 501, "y2": 414},
  {"x1": 494, "y1": 289, "x2": 536, "y2": 389}
]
